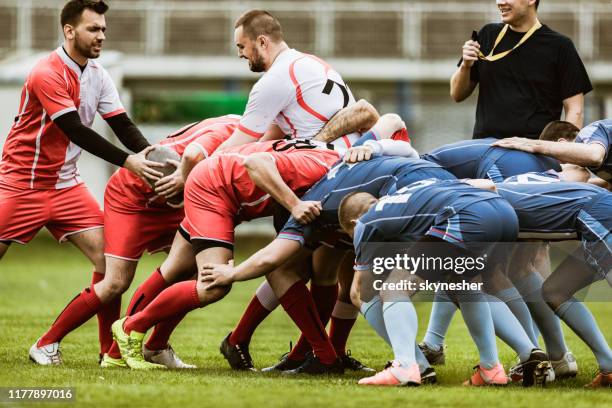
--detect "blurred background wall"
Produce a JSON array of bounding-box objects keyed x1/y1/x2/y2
[{"x1": 1, "y1": 0, "x2": 611, "y2": 206}]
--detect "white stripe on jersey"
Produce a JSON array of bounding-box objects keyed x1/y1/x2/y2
[
  {"x1": 29, "y1": 110, "x2": 47, "y2": 189},
  {"x1": 15, "y1": 84, "x2": 29, "y2": 126},
  {"x1": 496, "y1": 187, "x2": 587, "y2": 202},
  {"x1": 50, "y1": 106, "x2": 77, "y2": 121},
  {"x1": 241, "y1": 194, "x2": 272, "y2": 207},
  {"x1": 362, "y1": 213, "x2": 438, "y2": 226}
]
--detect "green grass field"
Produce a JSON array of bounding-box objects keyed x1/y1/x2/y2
[{"x1": 1, "y1": 235, "x2": 610, "y2": 408}]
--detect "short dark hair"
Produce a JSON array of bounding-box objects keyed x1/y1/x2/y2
[
  {"x1": 234, "y1": 10, "x2": 284, "y2": 42},
  {"x1": 61, "y1": 0, "x2": 108, "y2": 27},
  {"x1": 536, "y1": 0, "x2": 540, "y2": 10},
  {"x1": 539, "y1": 120, "x2": 580, "y2": 142}
]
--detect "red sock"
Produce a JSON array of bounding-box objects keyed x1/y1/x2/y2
[
  {"x1": 91, "y1": 272, "x2": 121, "y2": 356},
  {"x1": 279, "y1": 282, "x2": 336, "y2": 364},
  {"x1": 288, "y1": 283, "x2": 338, "y2": 360},
  {"x1": 329, "y1": 301, "x2": 359, "y2": 356},
  {"x1": 38, "y1": 284, "x2": 101, "y2": 347},
  {"x1": 145, "y1": 312, "x2": 187, "y2": 351},
  {"x1": 330, "y1": 318, "x2": 356, "y2": 356},
  {"x1": 124, "y1": 281, "x2": 200, "y2": 334},
  {"x1": 229, "y1": 295, "x2": 272, "y2": 346},
  {"x1": 107, "y1": 268, "x2": 169, "y2": 358}
]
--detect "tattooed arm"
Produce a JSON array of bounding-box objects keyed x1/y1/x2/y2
[{"x1": 314, "y1": 99, "x2": 379, "y2": 143}]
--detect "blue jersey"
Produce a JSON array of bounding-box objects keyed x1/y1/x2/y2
[
  {"x1": 495, "y1": 181, "x2": 610, "y2": 240},
  {"x1": 423, "y1": 137, "x2": 561, "y2": 182},
  {"x1": 278, "y1": 157, "x2": 455, "y2": 245},
  {"x1": 353, "y1": 179, "x2": 503, "y2": 270},
  {"x1": 575, "y1": 119, "x2": 612, "y2": 181}
]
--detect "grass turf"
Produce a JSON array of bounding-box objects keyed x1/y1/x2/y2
[{"x1": 0, "y1": 235, "x2": 610, "y2": 408}]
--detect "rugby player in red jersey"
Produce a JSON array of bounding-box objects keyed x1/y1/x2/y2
[{"x1": 0, "y1": 0, "x2": 164, "y2": 365}]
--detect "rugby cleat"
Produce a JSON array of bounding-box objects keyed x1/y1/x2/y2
[
  {"x1": 509, "y1": 349, "x2": 552, "y2": 387},
  {"x1": 220, "y1": 332, "x2": 256, "y2": 371},
  {"x1": 358, "y1": 361, "x2": 420, "y2": 386},
  {"x1": 463, "y1": 363, "x2": 508, "y2": 386},
  {"x1": 418, "y1": 342, "x2": 446, "y2": 365},
  {"x1": 339, "y1": 350, "x2": 375, "y2": 372},
  {"x1": 584, "y1": 371, "x2": 612, "y2": 388},
  {"x1": 144, "y1": 345, "x2": 196, "y2": 369},
  {"x1": 421, "y1": 367, "x2": 437, "y2": 384},
  {"x1": 100, "y1": 353, "x2": 127, "y2": 368},
  {"x1": 261, "y1": 342, "x2": 303, "y2": 372},
  {"x1": 509, "y1": 352, "x2": 555, "y2": 384},
  {"x1": 29, "y1": 340, "x2": 62, "y2": 366},
  {"x1": 551, "y1": 351, "x2": 578, "y2": 379},
  {"x1": 282, "y1": 353, "x2": 344, "y2": 375},
  {"x1": 111, "y1": 318, "x2": 166, "y2": 370}
]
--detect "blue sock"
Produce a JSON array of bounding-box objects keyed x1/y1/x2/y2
[
  {"x1": 382, "y1": 301, "x2": 418, "y2": 368},
  {"x1": 456, "y1": 291, "x2": 498, "y2": 369},
  {"x1": 494, "y1": 287, "x2": 539, "y2": 347},
  {"x1": 422, "y1": 290, "x2": 457, "y2": 351},
  {"x1": 361, "y1": 297, "x2": 430, "y2": 373},
  {"x1": 360, "y1": 296, "x2": 391, "y2": 345},
  {"x1": 514, "y1": 272, "x2": 568, "y2": 360},
  {"x1": 556, "y1": 299, "x2": 612, "y2": 372},
  {"x1": 488, "y1": 295, "x2": 535, "y2": 362}
]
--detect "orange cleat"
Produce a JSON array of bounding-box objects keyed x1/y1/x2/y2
[
  {"x1": 463, "y1": 363, "x2": 508, "y2": 386},
  {"x1": 358, "y1": 361, "x2": 420, "y2": 386},
  {"x1": 584, "y1": 371, "x2": 612, "y2": 388}
]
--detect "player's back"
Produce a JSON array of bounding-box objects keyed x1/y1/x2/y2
[
  {"x1": 477, "y1": 146, "x2": 561, "y2": 182},
  {"x1": 240, "y1": 49, "x2": 357, "y2": 148},
  {"x1": 202, "y1": 139, "x2": 340, "y2": 220},
  {"x1": 160, "y1": 114, "x2": 240, "y2": 156},
  {"x1": 358, "y1": 179, "x2": 500, "y2": 242},
  {"x1": 422, "y1": 139, "x2": 493, "y2": 178},
  {"x1": 495, "y1": 181, "x2": 606, "y2": 237}
]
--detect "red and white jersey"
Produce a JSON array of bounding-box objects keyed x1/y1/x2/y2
[
  {"x1": 194, "y1": 139, "x2": 341, "y2": 221},
  {"x1": 108, "y1": 115, "x2": 240, "y2": 208},
  {"x1": 0, "y1": 47, "x2": 125, "y2": 190},
  {"x1": 239, "y1": 49, "x2": 357, "y2": 149}
]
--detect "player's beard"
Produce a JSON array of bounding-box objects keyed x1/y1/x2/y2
[
  {"x1": 248, "y1": 47, "x2": 266, "y2": 73},
  {"x1": 74, "y1": 32, "x2": 102, "y2": 60}
]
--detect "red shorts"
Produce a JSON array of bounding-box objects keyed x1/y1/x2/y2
[
  {"x1": 182, "y1": 166, "x2": 237, "y2": 246},
  {"x1": 0, "y1": 180, "x2": 103, "y2": 244},
  {"x1": 103, "y1": 175, "x2": 185, "y2": 261}
]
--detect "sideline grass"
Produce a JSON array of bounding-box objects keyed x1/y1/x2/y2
[{"x1": 0, "y1": 235, "x2": 610, "y2": 407}]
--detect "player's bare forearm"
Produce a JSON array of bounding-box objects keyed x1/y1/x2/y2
[
  {"x1": 537, "y1": 141, "x2": 605, "y2": 168},
  {"x1": 234, "y1": 239, "x2": 301, "y2": 282},
  {"x1": 243, "y1": 153, "x2": 300, "y2": 211},
  {"x1": 493, "y1": 138, "x2": 606, "y2": 168},
  {"x1": 314, "y1": 99, "x2": 379, "y2": 143}
]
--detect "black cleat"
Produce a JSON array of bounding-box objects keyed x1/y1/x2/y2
[
  {"x1": 418, "y1": 342, "x2": 446, "y2": 365},
  {"x1": 220, "y1": 332, "x2": 256, "y2": 371},
  {"x1": 283, "y1": 353, "x2": 344, "y2": 375},
  {"x1": 339, "y1": 350, "x2": 374, "y2": 372},
  {"x1": 519, "y1": 348, "x2": 551, "y2": 387},
  {"x1": 421, "y1": 367, "x2": 437, "y2": 384},
  {"x1": 261, "y1": 342, "x2": 304, "y2": 372},
  {"x1": 261, "y1": 353, "x2": 305, "y2": 372}
]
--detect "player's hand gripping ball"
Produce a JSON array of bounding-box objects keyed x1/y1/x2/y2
[{"x1": 145, "y1": 145, "x2": 184, "y2": 206}]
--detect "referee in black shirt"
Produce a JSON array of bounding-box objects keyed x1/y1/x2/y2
[{"x1": 450, "y1": 0, "x2": 592, "y2": 139}]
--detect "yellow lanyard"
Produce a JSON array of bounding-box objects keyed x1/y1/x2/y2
[{"x1": 478, "y1": 20, "x2": 542, "y2": 62}]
